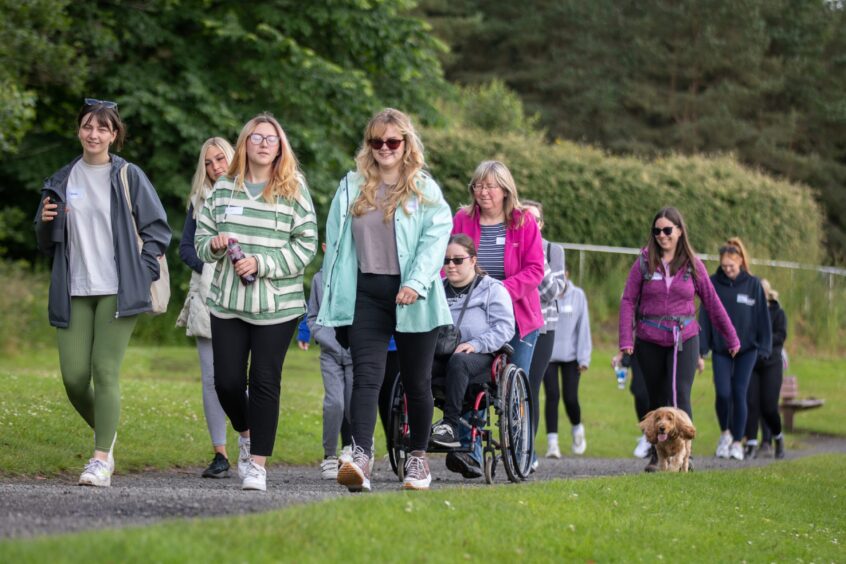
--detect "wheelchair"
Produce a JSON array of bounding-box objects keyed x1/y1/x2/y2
[{"x1": 386, "y1": 344, "x2": 533, "y2": 484}]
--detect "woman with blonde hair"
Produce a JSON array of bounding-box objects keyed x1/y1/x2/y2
[
  {"x1": 195, "y1": 113, "x2": 317, "y2": 491},
  {"x1": 177, "y1": 137, "x2": 235, "y2": 479},
  {"x1": 700, "y1": 237, "x2": 771, "y2": 461},
  {"x1": 318, "y1": 108, "x2": 452, "y2": 492}
]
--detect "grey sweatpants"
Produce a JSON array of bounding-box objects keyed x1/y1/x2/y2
[
  {"x1": 321, "y1": 350, "x2": 353, "y2": 457},
  {"x1": 197, "y1": 337, "x2": 228, "y2": 447}
]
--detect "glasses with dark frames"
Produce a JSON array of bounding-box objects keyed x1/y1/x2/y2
[
  {"x1": 652, "y1": 226, "x2": 675, "y2": 237},
  {"x1": 719, "y1": 245, "x2": 740, "y2": 254},
  {"x1": 84, "y1": 98, "x2": 118, "y2": 109},
  {"x1": 444, "y1": 256, "x2": 471, "y2": 266},
  {"x1": 368, "y1": 138, "x2": 403, "y2": 150}
]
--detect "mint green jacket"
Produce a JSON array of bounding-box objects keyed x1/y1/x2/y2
[{"x1": 316, "y1": 171, "x2": 453, "y2": 332}]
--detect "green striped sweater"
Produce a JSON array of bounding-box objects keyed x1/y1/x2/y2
[{"x1": 195, "y1": 175, "x2": 317, "y2": 325}]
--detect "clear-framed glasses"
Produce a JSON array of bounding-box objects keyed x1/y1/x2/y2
[
  {"x1": 471, "y1": 183, "x2": 502, "y2": 193},
  {"x1": 249, "y1": 133, "x2": 280, "y2": 146}
]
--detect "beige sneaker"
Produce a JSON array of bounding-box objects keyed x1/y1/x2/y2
[
  {"x1": 337, "y1": 445, "x2": 371, "y2": 492},
  {"x1": 403, "y1": 451, "x2": 431, "y2": 490}
]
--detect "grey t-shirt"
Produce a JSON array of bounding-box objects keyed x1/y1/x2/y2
[
  {"x1": 352, "y1": 184, "x2": 400, "y2": 275},
  {"x1": 67, "y1": 160, "x2": 119, "y2": 296}
]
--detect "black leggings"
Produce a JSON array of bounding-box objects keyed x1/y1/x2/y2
[
  {"x1": 210, "y1": 315, "x2": 297, "y2": 457},
  {"x1": 745, "y1": 354, "x2": 783, "y2": 440},
  {"x1": 634, "y1": 335, "x2": 699, "y2": 419},
  {"x1": 543, "y1": 360, "x2": 581, "y2": 433},
  {"x1": 630, "y1": 355, "x2": 650, "y2": 422},
  {"x1": 349, "y1": 272, "x2": 439, "y2": 453},
  {"x1": 378, "y1": 350, "x2": 400, "y2": 447},
  {"x1": 432, "y1": 352, "x2": 494, "y2": 427},
  {"x1": 528, "y1": 330, "x2": 556, "y2": 439}
]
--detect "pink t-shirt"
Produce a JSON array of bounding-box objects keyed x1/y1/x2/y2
[{"x1": 661, "y1": 259, "x2": 675, "y2": 290}]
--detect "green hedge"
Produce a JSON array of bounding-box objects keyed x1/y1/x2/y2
[{"x1": 424, "y1": 128, "x2": 824, "y2": 263}]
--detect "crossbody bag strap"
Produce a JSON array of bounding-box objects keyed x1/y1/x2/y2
[
  {"x1": 119, "y1": 164, "x2": 144, "y2": 253},
  {"x1": 452, "y1": 275, "x2": 480, "y2": 331}
]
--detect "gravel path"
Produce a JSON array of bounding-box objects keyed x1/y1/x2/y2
[{"x1": 2, "y1": 435, "x2": 844, "y2": 540}]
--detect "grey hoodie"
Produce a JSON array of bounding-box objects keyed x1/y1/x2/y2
[
  {"x1": 549, "y1": 283, "x2": 592, "y2": 367},
  {"x1": 446, "y1": 275, "x2": 515, "y2": 354},
  {"x1": 34, "y1": 155, "x2": 171, "y2": 327}
]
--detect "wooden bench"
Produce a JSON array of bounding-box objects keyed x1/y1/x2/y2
[{"x1": 779, "y1": 375, "x2": 824, "y2": 432}]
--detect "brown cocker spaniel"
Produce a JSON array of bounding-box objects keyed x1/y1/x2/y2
[{"x1": 639, "y1": 407, "x2": 697, "y2": 472}]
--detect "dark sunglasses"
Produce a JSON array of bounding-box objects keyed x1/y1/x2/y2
[
  {"x1": 444, "y1": 256, "x2": 471, "y2": 266},
  {"x1": 84, "y1": 98, "x2": 118, "y2": 109},
  {"x1": 368, "y1": 138, "x2": 403, "y2": 150},
  {"x1": 719, "y1": 245, "x2": 740, "y2": 254},
  {"x1": 652, "y1": 226, "x2": 675, "y2": 237}
]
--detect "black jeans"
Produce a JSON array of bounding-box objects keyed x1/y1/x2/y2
[
  {"x1": 543, "y1": 360, "x2": 581, "y2": 432},
  {"x1": 210, "y1": 315, "x2": 297, "y2": 457},
  {"x1": 634, "y1": 335, "x2": 699, "y2": 419},
  {"x1": 432, "y1": 352, "x2": 494, "y2": 427},
  {"x1": 349, "y1": 272, "x2": 439, "y2": 453},
  {"x1": 528, "y1": 330, "x2": 556, "y2": 440},
  {"x1": 745, "y1": 354, "x2": 783, "y2": 440},
  {"x1": 629, "y1": 354, "x2": 650, "y2": 422}
]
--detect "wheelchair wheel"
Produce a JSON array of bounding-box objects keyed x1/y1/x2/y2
[
  {"x1": 386, "y1": 372, "x2": 407, "y2": 481},
  {"x1": 498, "y1": 364, "x2": 533, "y2": 482}
]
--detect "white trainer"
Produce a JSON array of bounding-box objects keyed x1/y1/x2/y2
[
  {"x1": 241, "y1": 461, "x2": 267, "y2": 491},
  {"x1": 546, "y1": 442, "x2": 561, "y2": 459},
  {"x1": 634, "y1": 434, "x2": 652, "y2": 459},
  {"x1": 571, "y1": 424, "x2": 587, "y2": 455},
  {"x1": 79, "y1": 458, "x2": 112, "y2": 487},
  {"x1": 729, "y1": 442, "x2": 745, "y2": 461},
  {"x1": 107, "y1": 432, "x2": 117, "y2": 473},
  {"x1": 715, "y1": 433, "x2": 732, "y2": 458},
  {"x1": 238, "y1": 436, "x2": 251, "y2": 479},
  {"x1": 320, "y1": 457, "x2": 339, "y2": 480}
]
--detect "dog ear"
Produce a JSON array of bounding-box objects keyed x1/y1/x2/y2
[
  {"x1": 677, "y1": 410, "x2": 696, "y2": 439},
  {"x1": 639, "y1": 411, "x2": 657, "y2": 443}
]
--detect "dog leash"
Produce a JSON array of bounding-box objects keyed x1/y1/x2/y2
[{"x1": 640, "y1": 316, "x2": 694, "y2": 408}]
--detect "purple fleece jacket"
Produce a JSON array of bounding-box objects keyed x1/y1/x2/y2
[{"x1": 618, "y1": 250, "x2": 739, "y2": 351}]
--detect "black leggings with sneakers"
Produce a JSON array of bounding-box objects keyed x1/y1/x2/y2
[
  {"x1": 543, "y1": 360, "x2": 582, "y2": 433},
  {"x1": 745, "y1": 354, "x2": 783, "y2": 440}
]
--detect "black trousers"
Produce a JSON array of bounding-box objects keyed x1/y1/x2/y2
[
  {"x1": 528, "y1": 330, "x2": 556, "y2": 439},
  {"x1": 431, "y1": 352, "x2": 494, "y2": 427},
  {"x1": 629, "y1": 354, "x2": 651, "y2": 422},
  {"x1": 378, "y1": 350, "x2": 400, "y2": 447},
  {"x1": 745, "y1": 354, "x2": 783, "y2": 440},
  {"x1": 634, "y1": 335, "x2": 699, "y2": 419},
  {"x1": 349, "y1": 272, "x2": 439, "y2": 453},
  {"x1": 543, "y1": 360, "x2": 581, "y2": 433},
  {"x1": 210, "y1": 315, "x2": 297, "y2": 457}
]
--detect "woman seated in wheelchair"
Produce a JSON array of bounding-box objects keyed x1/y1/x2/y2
[{"x1": 429, "y1": 234, "x2": 515, "y2": 459}]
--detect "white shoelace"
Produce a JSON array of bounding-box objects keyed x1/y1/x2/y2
[
  {"x1": 405, "y1": 456, "x2": 427, "y2": 479},
  {"x1": 83, "y1": 459, "x2": 109, "y2": 475},
  {"x1": 433, "y1": 424, "x2": 452, "y2": 437},
  {"x1": 245, "y1": 463, "x2": 264, "y2": 480},
  {"x1": 321, "y1": 458, "x2": 338, "y2": 470}
]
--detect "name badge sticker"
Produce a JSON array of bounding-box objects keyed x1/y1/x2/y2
[
  {"x1": 67, "y1": 189, "x2": 83, "y2": 200},
  {"x1": 225, "y1": 206, "x2": 244, "y2": 216},
  {"x1": 562, "y1": 304, "x2": 574, "y2": 314},
  {"x1": 651, "y1": 272, "x2": 663, "y2": 281},
  {"x1": 405, "y1": 197, "x2": 418, "y2": 214},
  {"x1": 495, "y1": 236, "x2": 506, "y2": 245}
]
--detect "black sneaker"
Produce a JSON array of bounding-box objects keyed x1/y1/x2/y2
[
  {"x1": 744, "y1": 444, "x2": 756, "y2": 458},
  {"x1": 756, "y1": 442, "x2": 773, "y2": 459},
  {"x1": 644, "y1": 446, "x2": 659, "y2": 473},
  {"x1": 774, "y1": 437, "x2": 785, "y2": 459},
  {"x1": 445, "y1": 452, "x2": 482, "y2": 479},
  {"x1": 202, "y1": 453, "x2": 231, "y2": 478},
  {"x1": 430, "y1": 422, "x2": 460, "y2": 448}
]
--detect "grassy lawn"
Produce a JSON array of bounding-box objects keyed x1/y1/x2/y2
[
  {"x1": 1, "y1": 454, "x2": 843, "y2": 562},
  {"x1": 0, "y1": 345, "x2": 843, "y2": 475}
]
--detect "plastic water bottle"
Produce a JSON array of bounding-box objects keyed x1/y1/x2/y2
[
  {"x1": 614, "y1": 362, "x2": 626, "y2": 390},
  {"x1": 227, "y1": 238, "x2": 256, "y2": 285}
]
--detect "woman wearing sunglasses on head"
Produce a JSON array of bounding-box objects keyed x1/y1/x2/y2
[
  {"x1": 195, "y1": 114, "x2": 317, "y2": 492},
  {"x1": 176, "y1": 137, "x2": 235, "y2": 479},
  {"x1": 318, "y1": 108, "x2": 452, "y2": 492},
  {"x1": 618, "y1": 207, "x2": 739, "y2": 472},
  {"x1": 35, "y1": 98, "x2": 171, "y2": 487}
]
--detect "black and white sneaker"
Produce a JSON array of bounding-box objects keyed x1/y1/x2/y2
[
  {"x1": 202, "y1": 453, "x2": 230, "y2": 479},
  {"x1": 445, "y1": 452, "x2": 482, "y2": 479},
  {"x1": 430, "y1": 423, "x2": 460, "y2": 448}
]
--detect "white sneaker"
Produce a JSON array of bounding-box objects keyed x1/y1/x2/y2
[
  {"x1": 715, "y1": 434, "x2": 732, "y2": 458},
  {"x1": 546, "y1": 441, "x2": 561, "y2": 459},
  {"x1": 241, "y1": 461, "x2": 267, "y2": 491},
  {"x1": 79, "y1": 458, "x2": 112, "y2": 487},
  {"x1": 237, "y1": 436, "x2": 251, "y2": 479},
  {"x1": 729, "y1": 442, "x2": 745, "y2": 461},
  {"x1": 107, "y1": 432, "x2": 117, "y2": 473},
  {"x1": 571, "y1": 424, "x2": 586, "y2": 455},
  {"x1": 634, "y1": 434, "x2": 652, "y2": 459},
  {"x1": 320, "y1": 457, "x2": 339, "y2": 480}
]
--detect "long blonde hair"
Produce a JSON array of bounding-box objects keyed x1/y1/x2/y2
[
  {"x1": 227, "y1": 113, "x2": 303, "y2": 202},
  {"x1": 189, "y1": 137, "x2": 235, "y2": 217},
  {"x1": 352, "y1": 108, "x2": 427, "y2": 221},
  {"x1": 461, "y1": 160, "x2": 525, "y2": 229},
  {"x1": 720, "y1": 237, "x2": 752, "y2": 274}
]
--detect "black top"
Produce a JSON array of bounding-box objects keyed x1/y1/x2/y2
[
  {"x1": 699, "y1": 268, "x2": 772, "y2": 357},
  {"x1": 179, "y1": 204, "x2": 204, "y2": 274}
]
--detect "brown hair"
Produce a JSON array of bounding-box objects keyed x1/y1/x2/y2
[
  {"x1": 448, "y1": 233, "x2": 486, "y2": 276},
  {"x1": 719, "y1": 237, "x2": 751, "y2": 274},
  {"x1": 227, "y1": 113, "x2": 303, "y2": 203},
  {"x1": 77, "y1": 102, "x2": 126, "y2": 151},
  {"x1": 646, "y1": 207, "x2": 700, "y2": 282}
]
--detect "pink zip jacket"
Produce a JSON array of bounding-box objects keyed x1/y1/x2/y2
[
  {"x1": 618, "y1": 249, "x2": 739, "y2": 351},
  {"x1": 452, "y1": 207, "x2": 544, "y2": 338}
]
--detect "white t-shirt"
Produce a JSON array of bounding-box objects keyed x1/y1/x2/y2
[{"x1": 67, "y1": 160, "x2": 119, "y2": 296}]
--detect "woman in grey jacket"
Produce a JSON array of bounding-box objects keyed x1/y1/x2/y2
[{"x1": 35, "y1": 99, "x2": 170, "y2": 487}]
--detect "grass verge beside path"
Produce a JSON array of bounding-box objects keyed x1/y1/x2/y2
[
  {"x1": 1, "y1": 455, "x2": 843, "y2": 562},
  {"x1": 1, "y1": 346, "x2": 843, "y2": 474}
]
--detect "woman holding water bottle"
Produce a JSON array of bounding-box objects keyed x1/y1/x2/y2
[{"x1": 195, "y1": 113, "x2": 317, "y2": 491}]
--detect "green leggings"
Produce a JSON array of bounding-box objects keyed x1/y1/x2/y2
[{"x1": 57, "y1": 295, "x2": 137, "y2": 452}]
